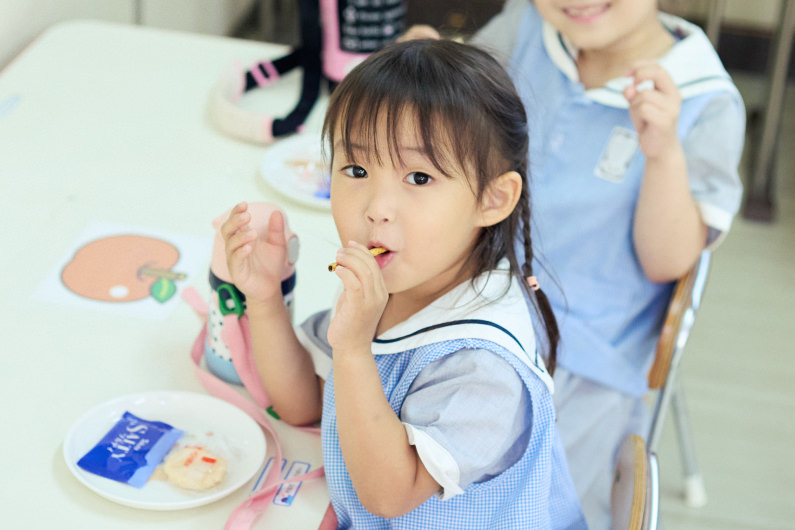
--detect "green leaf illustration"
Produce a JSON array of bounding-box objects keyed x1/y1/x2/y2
[{"x1": 150, "y1": 278, "x2": 177, "y2": 303}]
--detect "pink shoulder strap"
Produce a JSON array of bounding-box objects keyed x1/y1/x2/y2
[
  {"x1": 183, "y1": 287, "x2": 334, "y2": 529},
  {"x1": 223, "y1": 314, "x2": 271, "y2": 409}
]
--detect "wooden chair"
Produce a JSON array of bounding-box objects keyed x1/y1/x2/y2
[
  {"x1": 645, "y1": 249, "x2": 711, "y2": 507},
  {"x1": 610, "y1": 434, "x2": 659, "y2": 530}
]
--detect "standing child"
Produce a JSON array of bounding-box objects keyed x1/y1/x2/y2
[
  {"x1": 222, "y1": 39, "x2": 586, "y2": 529},
  {"x1": 458, "y1": 1, "x2": 744, "y2": 527}
]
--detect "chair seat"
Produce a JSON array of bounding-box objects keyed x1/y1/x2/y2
[{"x1": 611, "y1": 434, "x2": 649, "y2": 530}]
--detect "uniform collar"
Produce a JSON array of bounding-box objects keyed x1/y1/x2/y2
[
  {"x1": 356, "y1": 260, "x2": 553, "y2": 391},
  {"x1": 542, "y1": 12, "x2": 739, "y2": 108}
]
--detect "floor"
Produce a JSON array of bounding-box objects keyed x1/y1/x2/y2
[{"x1": 656, "y1": 73, "x2": 795, "y2": 529}]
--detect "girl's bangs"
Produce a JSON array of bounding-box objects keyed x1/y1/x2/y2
[{"x1": 324, "y1": 72, "x2": 478, "y2": 181}]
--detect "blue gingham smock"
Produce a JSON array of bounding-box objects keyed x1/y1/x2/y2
[{"x1": 296, "y1": 263, "x2": 586, "y2": 529}]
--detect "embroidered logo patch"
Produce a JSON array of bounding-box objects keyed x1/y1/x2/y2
[{"x1": 595, "y1": 126, "x2": 638, "y2": 183}]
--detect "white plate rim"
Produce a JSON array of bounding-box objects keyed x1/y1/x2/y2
[
  {"x1": 63, "y1": 390, "x2": 266, "y2": 511},
  {"x1": 260, "y1": 132, "x2": 330, "y2": 210}
]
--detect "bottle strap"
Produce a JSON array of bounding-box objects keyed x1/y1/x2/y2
[
  {"x1": 183, "y1": 287, "x2": 330, "y2": 529},
  {"x1": 223, "y1": 314, "x2": 271, "y2": 409}
]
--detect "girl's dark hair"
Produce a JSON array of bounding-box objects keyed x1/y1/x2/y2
[{"x1": 322, "y1": 39, "x2": 559, "y2": 375}]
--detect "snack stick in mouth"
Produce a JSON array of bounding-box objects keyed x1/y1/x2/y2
[{"x1": 328, "y1": 247, "x2": 387, "y2": 272}]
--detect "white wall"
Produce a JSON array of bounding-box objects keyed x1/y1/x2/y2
[
  {"x1": 141, "y1": 0, "x2": 254, "y2": 36},
  {"x1": 0, "y1": 0, "x2": 131, "y2": 68},
  {"x1": 0, "y1": 0, "x2": 254, "y2": 70}
]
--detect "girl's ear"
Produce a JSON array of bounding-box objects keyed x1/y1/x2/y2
[{"x1": 477, "y1": 171, "x2": 522, "y2": 227}]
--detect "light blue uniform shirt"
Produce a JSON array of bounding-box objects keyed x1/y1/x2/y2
[
  {"x1": 474, "y1": 2, "x2": 745, "y2": 396},
  {"x1": 297, "y1": 265, "x2": 586, "y2": 528}
]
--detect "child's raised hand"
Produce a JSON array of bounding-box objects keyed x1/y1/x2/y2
[
  {"x1": 623, "y1": 60, "x2": 682, "y2": 159},
  {"x1": 327, "y1": 241, "x2": 388, "y2": 354},
  {"x1": 221, "y1": 202, "x2": 287, "y2": 304}
]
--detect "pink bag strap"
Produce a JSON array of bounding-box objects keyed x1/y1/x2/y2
[
  {"x1": 223, "y1": 314, "x2": 271, "y2": 409},
  {"x1": 182, "y1": 284, "x2": 209, "y2": 317},
  {"x1": 183, "y1": 287, "x2": 331, "y2": 529},
  {"x1": 182, "y1": 287, "x2": 321, "y2": 442}
]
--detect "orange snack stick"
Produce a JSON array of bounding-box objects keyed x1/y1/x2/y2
[{"x1": 328, "y1": 247, "x2": 387, "y2": 272}]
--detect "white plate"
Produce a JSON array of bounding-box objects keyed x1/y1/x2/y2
[
  {"x1": 260, "y1": 132, "x2": 330, "y2": 210},
  {"x1": 63, "y1": 390, "x2": 266, "y2": 510}
]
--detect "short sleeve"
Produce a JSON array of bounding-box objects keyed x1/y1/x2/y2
[
  {"x1": 400, "y1": 348, "x2": 532, "y2": 500},
  {"x1": 469, "y1": 0, "x2": 527, "y2": 67},
  {"x1": 683, "y1": 91, "x2": 746, "y2": 248},
  {"x1": 295, "y1": 310, "x2": 333, "y2": 379}
]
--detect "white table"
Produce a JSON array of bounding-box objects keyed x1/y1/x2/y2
[{"x1": 0, "y1": 20, "x2": 339, "y2": 529}]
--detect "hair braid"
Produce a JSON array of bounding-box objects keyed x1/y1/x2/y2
[{"x1": 519, "y1": 192, "x2": 559, "y2": 376}]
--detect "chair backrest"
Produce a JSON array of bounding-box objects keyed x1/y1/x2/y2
[
  {"x1": 611, "y1": 434, "x2": 652, "y2": 530},
  {"x1": 646, "y1": 249, "x2": 711, "y2": 453},
  {"x1": 647, "y1": 250, "x2": 711, "y2": 389}
]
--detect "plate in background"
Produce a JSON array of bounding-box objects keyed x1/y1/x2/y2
[{"x1": 260, "y1": 133, "x2": 330, "y2": 210}]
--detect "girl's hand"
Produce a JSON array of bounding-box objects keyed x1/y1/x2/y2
[
  {"x1": 221, "y1": 202, "x2": 287, "y2": 304},
  {"x1": 623, "y1": 60, "x2": 682, "y2": 160},
  {"x1": 327, "y1": 241, "x2": 388, "y2": 354}
]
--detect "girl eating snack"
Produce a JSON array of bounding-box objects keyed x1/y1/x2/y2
[{"x1": 222, "y1": 39, "x2": 585, "y2": 528}]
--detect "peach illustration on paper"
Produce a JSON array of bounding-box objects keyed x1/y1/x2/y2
[{"x1": 61, "y1": 234, "x2": 185, "y2": 304}]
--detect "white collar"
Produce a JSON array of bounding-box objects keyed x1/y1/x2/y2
[
  {"x1": 342, "y1": 260, "x2": 554, "y2": 391},
  {"x1": 542, "y1": 12, "x2": 739, "y2": 108}
]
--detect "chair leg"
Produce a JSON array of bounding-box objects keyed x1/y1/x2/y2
[
  {"x1": 647, "y1": 452, "x2": 660, "y2": 530},
  {"x1": 671, "y1": 379, "x2": 708, "y2": 507}
]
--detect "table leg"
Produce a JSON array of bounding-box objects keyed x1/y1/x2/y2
[
  {"x1": 260, "y1": 0, "x2": 276, "y2": 41},
  {"x1": 706, "y1": 0, "x2": 727, "y2": 48},
  {"x1": 134, "y1": 0, "x2": 143, "y2": 25},
  {"x1": 743, "y1": 0, "x2": 795, "y2": 222}
]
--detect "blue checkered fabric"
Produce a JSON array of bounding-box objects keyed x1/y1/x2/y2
[{"x1": 321, "y1": 338, "x2": 587, "y2": 529}]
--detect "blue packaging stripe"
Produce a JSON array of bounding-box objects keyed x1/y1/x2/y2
[
  {"x1": 77, "y1": 411, "x2": 183, "y2": 488},
  {"x1": 127, "y1": 424, "x2": 184, "y2": 487}
]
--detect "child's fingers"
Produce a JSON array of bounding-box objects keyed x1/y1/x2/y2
[
  {"x1": 226, "y1": 245, "x2": 252, "y2": 276},
  {"x1": 629, "y1": 87, "x2": 680, "y2": 125},
  {"x1": 265, "y1": 210, "x2": 286, "y2": 248},
  {"x1": 347, "y1": 242, "x2": 383, "y2": 278},
  {"x1": 628, "y1": 88, "x2": 673, "y2": 114},
  {"x1": 631, "y1": 102, "x2": 670, "y2": 131},
  {"x1": 334, "y1": 265, "x2": 362, "y2": 296},
  {"x1": 334, "y1": 249, "x2": 376, "y2": 291},
  {"x1": 225, "y1": 235, "x2": 254, "y2": 279},
  {"x1": 220, "y1": 203, "x2": 251, "y2": 241},
  {"x1": 334, "y1": 243, "x2": 381, "y2": 292},
  {"x1": 225, "y1": 225, "x2": 257, "y2": 256},
  {"x1": 625, "y1": 59, "x2": 666, "y2": 80},
  {"x1": 624, "y1": 58, "x2": 658, "y2": 75},
  {"x1": 340, "y1": 241, "x2": 379, "y2": 265},
  {"x1": 627, "y1": 62, "x2": 679, "y2": 98}
]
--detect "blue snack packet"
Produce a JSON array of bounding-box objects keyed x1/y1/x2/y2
[{"x1": 77, "y1": 411, "x2": 184, "y2": 488}]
